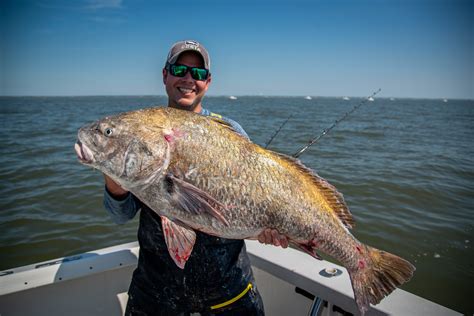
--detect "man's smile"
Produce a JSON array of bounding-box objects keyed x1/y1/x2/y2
[{"x1": 178, "y1": 87, "x2": 195, "y2": 94}]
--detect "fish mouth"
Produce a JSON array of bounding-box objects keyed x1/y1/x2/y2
[{"x1": 75, "y1": 141, "x2": 94, "y2": 164}]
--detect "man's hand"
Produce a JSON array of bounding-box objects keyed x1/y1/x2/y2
[
  {"x1": 104, "y1": 174, "x2": 129, "y2": 200},
  {"x1": 257, "y1": 228, "x2": 289, "y2": 248}
]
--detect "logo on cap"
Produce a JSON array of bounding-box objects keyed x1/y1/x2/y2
[{"x1": 182, "y1": 40, "x2": 201, "y2": 52}]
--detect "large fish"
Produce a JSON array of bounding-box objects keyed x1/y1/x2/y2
[{"x1": 74, "y1": 107, "x2": 414, "y2": 315}]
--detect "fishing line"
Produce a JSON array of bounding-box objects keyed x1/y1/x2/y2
[
  {"x1": 264, "y1": 114, "x2": 293, "y2": 149},
  {"x1": 292, "y1": 88, "x2": 381, "y2": 158}
]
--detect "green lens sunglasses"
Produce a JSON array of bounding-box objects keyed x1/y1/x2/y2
[{"x1": 167, "y1": 63, "x2": 209, "y2": 81}]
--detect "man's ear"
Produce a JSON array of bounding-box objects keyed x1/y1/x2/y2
[
  {"x1": 202, "y1": 73, "x2": 212, "y2": 94},
  {"x1": 162, "y1": 68, "x2": 167, "y2": 84}
]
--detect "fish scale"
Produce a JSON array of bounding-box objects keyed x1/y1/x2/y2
[{"x1": 75, "y1": 106, "x2": 415, "y2": 315}]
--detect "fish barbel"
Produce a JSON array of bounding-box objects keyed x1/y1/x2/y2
[{"x1": 74, "y1": 106, "x2": 415, "y2": 315}]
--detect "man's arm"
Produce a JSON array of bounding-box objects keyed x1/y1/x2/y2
[
  {"x1": 103, "y1": 175, "x2": 139, "y2": 224},
  {"x1": 104, "y1": 175, "x2": 129, "y2": 199}
]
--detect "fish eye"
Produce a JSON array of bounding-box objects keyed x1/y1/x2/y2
[{"x1": 104, "y1": 127, "x2": 113, "y2": 137}]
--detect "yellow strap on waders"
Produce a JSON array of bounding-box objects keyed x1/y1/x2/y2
[{"x1": 210, "y1": 282, "x2": 253, "y2": 310}]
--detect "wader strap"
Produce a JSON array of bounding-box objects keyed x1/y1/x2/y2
[{"x1": 210, "y1": 282, "x2": 253, "y2": 310}]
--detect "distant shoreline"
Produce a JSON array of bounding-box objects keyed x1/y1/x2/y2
[{"x1": 1, "y1": 95, "x2": 472, "y2": 101}]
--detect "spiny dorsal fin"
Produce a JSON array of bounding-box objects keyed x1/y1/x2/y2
[
  {"x1": 208, "y1": 116, "x2": 239, "y2": 134},
  {"x1": 274, "y1": 151, "x2": 355, "y2": 229}
]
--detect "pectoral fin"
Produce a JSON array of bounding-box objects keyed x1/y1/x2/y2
[
  {"x1": 165, "y1": 174, "x2": 230, "y2": 226},
  {"x1": 161, "y1": 216, "x2": 196, "y2": 269}
]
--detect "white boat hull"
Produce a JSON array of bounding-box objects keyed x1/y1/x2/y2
[{"x1": 0, "y1": 241, "x2": 461, "y2": 316}]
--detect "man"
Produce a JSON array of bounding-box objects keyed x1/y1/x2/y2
[{"x1": 104, "y1": 40, "x2": 288, "y2": 315}]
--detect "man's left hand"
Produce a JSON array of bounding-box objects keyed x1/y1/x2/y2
[{"x1": 257, "y1": 228, "x2": 289, "y2": 248}]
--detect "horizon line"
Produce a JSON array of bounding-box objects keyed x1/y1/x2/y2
[{"x1": 1, "y1": 94, "x2": 472, "y2": 101}]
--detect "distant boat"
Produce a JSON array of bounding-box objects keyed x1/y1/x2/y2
[
  {"x1": 304, "y1": 96, "x2": 312, "y2": 100},
  {"x1": 368, "y1": 97, "x2": 375, "y2": 102},
  {"x1": 229, "y1": 96, "x2": 237, "y2": 100},
  {"x1": 342, "y1": 97, "x2": 350, "y2": 101},
  {"x1": 443, "y1": 99, "x2": 448, "y2": 103},
  {"x1": 390, "y1": 98, "x2": 395, "y2": 101}
]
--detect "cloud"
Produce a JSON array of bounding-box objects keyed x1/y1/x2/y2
[
  {"x1": 84, "y1": 0, "x2": 123, "y2": 10},
  {"x1": 35, "y1": 0, "x2": 123, "y2": 11},
  {"x1": 86, "y1": 16, "x2": 126, "y2": 24}
]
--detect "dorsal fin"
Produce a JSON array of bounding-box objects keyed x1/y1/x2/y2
[
  {"x1": 208, "y1": 116, "x2": 238, "y2": 132},
  {"x1": 274, "y1": 152, "x2": 355, "y2": 229}
]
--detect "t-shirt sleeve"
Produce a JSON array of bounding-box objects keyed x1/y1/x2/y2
[{"x1": 103, "y1": 187, "x2": 140, "y2": 224}]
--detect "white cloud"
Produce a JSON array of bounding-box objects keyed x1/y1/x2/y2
[
  {"x1": 87, "y1": 16, "x2": 126, "y2": 24},
  {"x1": 35, "y1": 0, "x2": 123, "y2": 11},
  {"x1": 84, "y1": 0, "x2": 123, "y2": 10}
]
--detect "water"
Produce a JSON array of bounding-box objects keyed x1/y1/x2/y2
[{"x1": 0, "y1": 96, "x2": 473, "y2": 314}]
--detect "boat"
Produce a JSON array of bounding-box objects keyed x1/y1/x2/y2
[
  {"x1": 0, "y1": 241, "x2": 461, "y2": 316},
  {"x1": 229, "y1": 96, "x2": 238, "y2": 100},
  {"x1": 304, "y1": 96, "x2": 312, "y2": 100},
  {"x1": 390, "y1": 98, "x2": 395, "y2": 101},
  {"x1": 342, "y1": 97, "x2": 350, "y2": 101},
  {"x1": 367, "y1": 97, "x2": 374, "y2": 102},
  {"x1": 443, "y1": 99, "x2": 448, "y2": 103}
]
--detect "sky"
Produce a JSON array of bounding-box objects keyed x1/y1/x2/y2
[{"x1": 1, "y1": 0, "x2": 473, "y2": 99}]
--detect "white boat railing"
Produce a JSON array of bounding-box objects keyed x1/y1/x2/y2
[
  {"x1": 246, "y1": 241, "x2": 460, "y2": 315},
  {"x1": 0, "y1": 241, "x2": 461, "y2": 316}
]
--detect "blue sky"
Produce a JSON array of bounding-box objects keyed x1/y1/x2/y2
[{"x1": 1, "y1": 0, "x2": 473, "y2": 99}]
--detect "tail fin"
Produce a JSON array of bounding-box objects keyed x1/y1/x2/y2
[{"x1": 349, "y1": 246, "x2": 415, "y2": 315}]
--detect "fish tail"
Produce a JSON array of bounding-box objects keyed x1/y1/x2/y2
[{"x1": 348, "y1": 245, "x2": 415, "y2": 315}]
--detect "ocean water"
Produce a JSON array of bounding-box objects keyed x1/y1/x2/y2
[{"x1": 0, "y1": 96, "x2": 473, "y2": 314}]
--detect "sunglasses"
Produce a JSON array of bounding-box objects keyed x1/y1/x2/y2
[{"x1": 167, "y1": 63, "x2": 209, "y2": 81}]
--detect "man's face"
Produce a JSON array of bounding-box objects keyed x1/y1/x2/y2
[{"x1": 163, "y1": 51, "x2": 211, "y2": 113}]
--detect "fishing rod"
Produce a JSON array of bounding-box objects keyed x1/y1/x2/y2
[
  {"x1": 292, "y1": 88, "x2": 381, "y2": 158},
  {"x1": 264, "y1": 114, "x2": 293, "y2": 149}
]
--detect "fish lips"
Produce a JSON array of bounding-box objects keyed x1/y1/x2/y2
[{"x1": 75, "y1": 141, "x2": 94, "y2": 164}]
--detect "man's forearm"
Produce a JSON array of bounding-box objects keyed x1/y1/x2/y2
[
  {"x1": 103, "y1": 187, "x2": 139, "y2": 224},
  {"x1": 104, "y1": 175, "x2": 129, "y2": 199}
]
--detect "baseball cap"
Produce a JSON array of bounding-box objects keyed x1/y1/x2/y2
[{"x1": 166, "y1": 40, "x2": 211, "y2": 70}]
